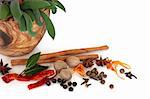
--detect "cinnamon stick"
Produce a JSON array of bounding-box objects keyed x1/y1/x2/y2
[
  {"x1": 11, "y1": 54, "x2": 99, "y2": 66},
  {"x1": 11, "y1": 45, "x2": 108, "y2": 66},
  {"x1": 39, "y1": 45, "x2": 108, "y2": 60}
]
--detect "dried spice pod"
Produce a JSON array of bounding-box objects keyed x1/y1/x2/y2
[{"x1": 83, "y1": 58, "x2": 95, "y2": 68}]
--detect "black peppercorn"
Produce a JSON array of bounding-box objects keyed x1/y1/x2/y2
[
  {"x1": 68, "y1": 81, "x2": 72, "y2": 86},
  {"x1": 103, "y1": 74, "x2": 107, "y2": 78},
  {"x1": 63, "y1": 85, "x2": 68, "y2": 89},
  {"x1": 100, "y1": 80, "x2": 105, "y2": 84},
  {"x1": 46, "y1": 81, "x2": 51, "y2": 86},
  {"x1": 72, "y1": 82, "x2": 77, "y2": 87},
  {"x1": 109, "y1": 84, "x2": 114, "y2": 89},
  {"x1": 51, "y1": 79, "x2": 57, "y2": 83},
  {"x1": 68, "y1": 87, "x2": 74, "y2": 91},
  {"x1": 120, "y1": 69, "x2": 125, "y2": 74},
  {"x1": 57, "y1": 78, "x2": 62, "y2": 83}
]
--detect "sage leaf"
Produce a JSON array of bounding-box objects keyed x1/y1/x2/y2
[
  {"x1": 33, "y1": 9, "x2": 43, "y2": 26},
  {"x1": 21, "y1": 0, "x2": 51, "y2": 10},
  {"x1": 10, "y1": 0, "x2": 22, "y2": 21},
  {"x1": 25, "y1": 52, "x2": 41, "y2": 70},
  {"x1": 25, "y1": 10, "x2": 35, "y2": 22},
  {"x1": 24, "y1": 64, "x2": 48, "y2": 76},
  {"x1": 23, "y1": 12, "x2": 36, "y2": 36},
  {"x1": 55, "y1": 1, "x2": 66, "y2": 12},
  {"x1": 18, "y1": 15, "x2": 27, "y2": 31},
  {"x1": 0, "y1": 4, "x2": 10, "y2": 20},
  {"x1": 40, "y1": 11, "x2": 55, "y2": 39}
]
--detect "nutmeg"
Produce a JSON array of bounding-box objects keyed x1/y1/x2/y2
[
  {"x1": 54, "y1": 60, "x2": 68, "y2": 72},
  {"x1": 59, "y1": 69, "x2": 72, "y2": 81},
  {"x1": 66, "y1": 56, "x2": 80, "y2": 68}
]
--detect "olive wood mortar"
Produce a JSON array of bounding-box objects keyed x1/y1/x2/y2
[{"x1": 0, "y1": 9, "x2": 49, "y2": 57}]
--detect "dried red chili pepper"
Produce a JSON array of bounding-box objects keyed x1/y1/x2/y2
[
  {"x1": 16, "y1": 75, "x2": 31, "y2": 81},
  {"x1": 31, "y1": 70, "x2": 55, "y2": 80},
  {"x1": 2, "y1": 73, "x2": 18, "y2": 83},
  {"x1": 2, "y1": 70, "x2": 55, "y2": 83},
  {"x1": 28, "y1": 77, "x2": 49, "y2": 90}
]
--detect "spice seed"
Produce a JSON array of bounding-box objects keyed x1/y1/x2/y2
[
  {"x1": 68, "y1": 87, "x2": 74, "y2": 91},
  {"x1": 46, "y1": 81, "x2": 51, "y2": 86},
  {"x1": 86, "y1": 71, "x2": 91, "y2": 76},
  {"x1": 103, "y1": 74, "x2": 107, "y2": 78},
  {"x1": 100, "y1": 80, "x2": 105, "y2": 84},
  {"x1": 51, "y1": 79, "x2": 57, "y2": 83},
  {"x1": 57, "y1": 78, "x2": 62, "y2": 83},
  {"x1": 68, "y1": 81, "x2": 72, "y2": 86},
  {"x1": 100, "y1": 72, "x2": 105, "y2": 76},
  {"x1": 120, "y1": 69, "x2": 125, "y2": 74},
  {"x1": 109, "y1": 84, "x2": 114, "y2": 89},
  {"x1": 63, "y1": 85, "x2": 68, "y2": 89},
  {"x1": 72, "y1": 82, "x2": 77, "y2": 87}
]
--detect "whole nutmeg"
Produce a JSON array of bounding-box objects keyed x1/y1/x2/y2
[
  {"x1": 66, "y1": 56, "x2": 80, "y2": 68},
  {"x1": 59, "y1": 69, "x2": 72, "y2": 81},
  {"x1": 54, "y1": 60, "x2": 68, "y2": 72}
]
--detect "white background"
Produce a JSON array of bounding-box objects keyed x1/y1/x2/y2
[{"x1": 0, "y1": 0, "x2": 150, "y2": 98}]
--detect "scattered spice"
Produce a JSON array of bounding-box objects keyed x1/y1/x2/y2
[
  {"x1": 0, "y1": 59, "x2": 11, "y2": 75},
  {"x1": 68, "y1": 87, "x2": 74, "y2": 91},
  {"x1": 86, "y1": 84, "x2": 92, "y2": 87},
  {"x1": 119, "y1": 68, "x2": 125, "y2": 74},
  {"x1": 125, "y1": 72, "x2": 137, "y2": 79},
  {"x1": 109, "y1": 84, "x2": 114, "y2": 89},
  {"x1": 83, "y1": 58, "x2": 95, "y2": 68},
  {"x1": 96, "y1": 57, "x2": 110, "y2": 67},
  {"x1": 81, "y1": 78, "x2": 89, "y2": 85},
  {"x1": 74, "y1": 64, "x2": 86, "y2": 76},
  {"x1": 100, "y1": 80, "x2": 105, "y2": 84}
]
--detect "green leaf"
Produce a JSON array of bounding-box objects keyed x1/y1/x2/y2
[
  {"x1": 48, "y1": 1, "x2": 57, "y2": 14},
  {"x1": 10, "y1": 0, "x2": 22, "y2": 21},
  {"x1": 25, "y1": 52, "x2": 41, "y2": 70},
  {"x1": 0, "y1": 4, "x2": 10, "y2": 20},
  {"x1": 33, "y1": 9, "x2": 43, "y2": 26},
  {"x1": 18, "y1": 16, "x2": 27, "y2": 31},
  {"x1": 21, "y1": 0, "x2": 51, "y2": 10},
  {"x1": 23, "y1": 12, "x2": 36, "y2": 36},
  {"x1": 25, "y1": 10, "x2": 35, "y2": 22},
  {"x1": 55, "y1": 1, "x2": 66, "y2": 12},
  {"x1": 24, "y1": 64, "x2": 48, "y2": 76},
  {"x1": 40, "y1": 11, "x2": 55, "y2": 39}
]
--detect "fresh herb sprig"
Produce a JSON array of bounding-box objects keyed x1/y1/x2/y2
[
  {"x1": 21, "y1": 52, "x2": 48, "y2": 76},
  {"x1": 0, "y1": 0, "x2": 66, "y2": 39}
]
